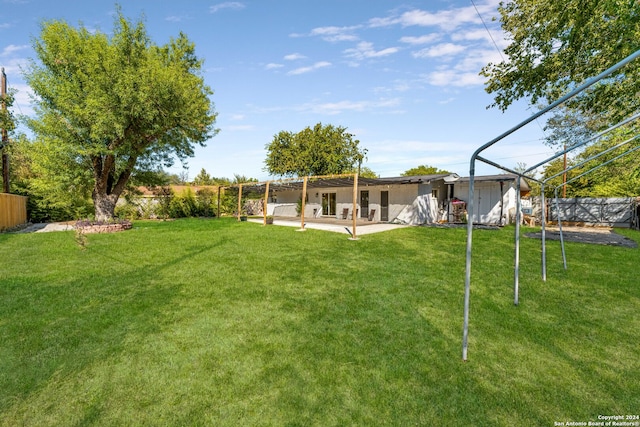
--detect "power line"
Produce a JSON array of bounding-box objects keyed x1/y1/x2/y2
[{"x1": 470, "y1": 0, "x2": 504, "y2": 62}]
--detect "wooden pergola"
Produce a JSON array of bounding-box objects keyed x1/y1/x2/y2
[{"x1": 227, "y1": 173, "x2": 361, "y2": 240}]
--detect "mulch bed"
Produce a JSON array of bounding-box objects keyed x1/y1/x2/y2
[{"x1": 524, "y1": 229, "x2": 637, "y2": 248}]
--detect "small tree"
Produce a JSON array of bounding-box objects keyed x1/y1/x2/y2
[{"x1": 193, "y1": 168, "x2": 213, "y2": 185}]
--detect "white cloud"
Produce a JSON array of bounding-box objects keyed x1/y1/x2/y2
[
  {"x1": 369, "y1": 1, "x2": 501, "y2": 31},
  {"x1": 373, "y1": 81, "x2": 412, "y2": 93},
  {"x1": 165, "y1": 15, "x2": 188, "y2": 23},
  {"x1": 299, "y1": 98, "x2": 401, "y2": 115},
  {"x1": 412, "y1": 43, "x2": 466, "y2": 58},
  {"x1": 1, "y1": 44, "x2": 29, "y2": 56},
  {"x1": 210, "y1": 2, "x2": 245, "y2": 13},
  {"x1": 6, "y1": 82, "x2": 34, "y2": 117},
  {"x1": 425, "y1": 69, "x2": 484, "y2": 87},
  {"x1": 399, "y1": 34, "x2": 440, "y2": 45},
  {"x1": 365, "y1": 139, "x2": 475, "y2": 175},
  {"x1": 309, "y1": 25, "x2": 360, "y2": 42},
  {"x1": 343, "y1": 41, "x2": 399, "y2": 61},
  {"x1": 397, "y1": 8, "x2": 479, "y2": 30},
  {"x1": 284, "y1": 53, "x2": 306, "y2": 61},
  {"x1": 226, "y1": 125, "x2": 255, "y2": 131},
  {"x1": 454, "y1": 49, "x2": 502, "y2": 72},
  {"x1": 287, "y1": 61, "x2": 331, "y2": 75},
  {"x1": 265, "y1": 63, "x2": 284, "y2": 70},
  {"x1": 1, "y1": 57, "x2": 29, "y2": 77}
]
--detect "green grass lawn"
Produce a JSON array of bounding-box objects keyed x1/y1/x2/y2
[{"x1": 1, "y1": 218, "x2": 638, "y2": 426}]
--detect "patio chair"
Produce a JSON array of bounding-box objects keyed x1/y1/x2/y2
[
  {"x1": 368, "y1": 209, "x2": 376, "y2": 221},
  {"x1": 341, "y1": 208, "x2": 349, "y2": 219}
]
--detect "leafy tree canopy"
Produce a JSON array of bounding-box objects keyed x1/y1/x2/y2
[
  {"x1": 353, "y1": 166, "x2": 378, "y2": 179},
  {"x1": 0, "y1": 87, "x2": 16, "y2": 150},
  {"x1": 24, "y1": 7, "x2": 218, "y2": 220},
  {"x1": 401, "y1": 165, "x2": 451, "y2": 176},
  {"x1": 264, "y1": 122, "x2": 367, "y2": 177},
  {"x1": 482, "y1": 0, "x2": 640, "y2": 125},
  {"x1": 541, "y1": 128, "x2": 640, "y2": 197},
  {"x1": 192, "y1": 168, "x2": 213, "y2": 185}
]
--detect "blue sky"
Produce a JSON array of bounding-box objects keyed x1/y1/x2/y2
[{"x1": 0, "y1": 0, "x2": 556, "y2": 180}]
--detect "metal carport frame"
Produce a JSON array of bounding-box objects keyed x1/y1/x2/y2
[
  {"x1": 461, "y1": 49, "x2": 640, "y2": 361},
  {"x1": 552, "y1": 142, "x2": 640, "y2": 270}
]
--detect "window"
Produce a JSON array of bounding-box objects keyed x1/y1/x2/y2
[{"x1": 321, "y1": 193, "x2": 336, "y2": 216}]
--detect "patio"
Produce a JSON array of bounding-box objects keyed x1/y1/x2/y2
[{"x1": 247, "y1": 216, "x2": 408, "y2": 235}]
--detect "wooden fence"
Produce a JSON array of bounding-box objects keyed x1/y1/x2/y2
[{"x1": 0, "y1": 193, "x2": 28, "y2": 230}]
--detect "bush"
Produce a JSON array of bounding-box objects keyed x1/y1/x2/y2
[
  {"x1": 195, "y1": 188, "x2": 216, "y2": 217},
  {"x1": 169, "y1": 188, "x2": 198, "y2": 218}
]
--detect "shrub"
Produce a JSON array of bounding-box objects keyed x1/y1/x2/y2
[
  {"x1": 195, "y1": 188, "x2": 216, "y2": 217},
  {"x1": 169, "y1": 188, "x2": 197, "y2": 218}
]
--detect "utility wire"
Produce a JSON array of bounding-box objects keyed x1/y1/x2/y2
[
  {"x1": 470, "y1": 0, "x2": 504, "y2": 62},
  {"x1": 471, "y1": 0, "x2": 549, "y2": 141}
]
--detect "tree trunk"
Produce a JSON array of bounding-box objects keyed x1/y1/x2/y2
[
  {"x1": 93, "y1": 192, "x2": 118, "y2": 222},
  {"x1": 91, "y1": 154, "x2": 138, "y2": 221}
]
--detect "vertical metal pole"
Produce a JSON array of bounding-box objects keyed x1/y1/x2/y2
[
  {"x1": 554, "y1": 188, "x2": 567, "y2": 270},
  {"x1": 462, "y1": 164, "x2": 475, "y2": 361},
  {"x1": 514, "y1": 176, "x2": 522, "y2": 306},
  {"x1": 499, "y1": 181, "x2": 505, "y2": 225},
  {"x1": 541, "y1": 185, "x2": 547, "y2": 282}
]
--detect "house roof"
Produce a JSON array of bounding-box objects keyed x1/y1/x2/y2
[
  {"x1": 455, "y1": 174, "x2": 531, "y2": 191},
  {"x1": 233, "y1": 173, "x2": 457, "y2": 193},
  {"x1": 231, "y1": 172, "x2": 530, "y2": 193}
]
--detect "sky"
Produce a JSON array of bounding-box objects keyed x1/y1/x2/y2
[{"x1": 0, "y1": 0, "x2": 558, "y2": 181}]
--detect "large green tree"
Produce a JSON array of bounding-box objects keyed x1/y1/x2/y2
[
  {"x1": 482, "y1": 0, "x2": 640, "y2": 124},
  {"x1": 264, "y1": 122, "x2": 367, "y2": 177},
  {"x1": 24, "y1": 8, "x2": 217, "y2": 220}
]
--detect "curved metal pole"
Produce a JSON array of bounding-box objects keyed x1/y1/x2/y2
[
  {"x1": 550, "y1": 144, "x2": 640, "y2": 270},
  {"x1": 461, "y1": 49, "x2": 640, "y2": 362},
  {"x1": 541, "y1": 184, "x2": 547, "y2": 282},
  {"x1": 545, "y1": 134, "x2": 640, "y2": 183},
  {"x1": 525, "y1": 111, "x2": 640, "y2": 176}
]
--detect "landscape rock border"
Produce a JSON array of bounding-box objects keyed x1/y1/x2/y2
[{"x1": 76, "y1": 222, "x2": 133, "y2": 234}]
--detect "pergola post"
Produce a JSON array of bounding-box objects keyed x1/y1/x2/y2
[
  {"x1": 237, "y1": 184, "x2": 243, "y2": 221},
  {"x1": 299, "y1": 176, "x2": 308, "y2": 231},
  {"x1": 263, "y1": 181, "x2": 270, "y2": 225},
  {"x1": 216, "y1": 186, "x2": 221, "y2": 219},
  {"x1": 350, "y1": 173, "x2": 359, "y2": 240}
]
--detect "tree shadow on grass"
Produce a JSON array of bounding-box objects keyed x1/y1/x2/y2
[{"x1": 0, "y1": 240, "x2": 221, "y2": 423}]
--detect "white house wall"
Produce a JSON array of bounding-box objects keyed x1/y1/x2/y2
[
  {"x1": 394, "y1": 194, "x2": 438, "y2": 224},
  {"x1": 453, "y1": 181, "x2": 517, "y2": 224},
  {"x1": 270, "y1": 183, "x2": 426, "y2": 222}
]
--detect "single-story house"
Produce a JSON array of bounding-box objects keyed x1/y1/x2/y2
[{"x1": 263, "y1": 173, "x2": 530, "y2": 226}]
